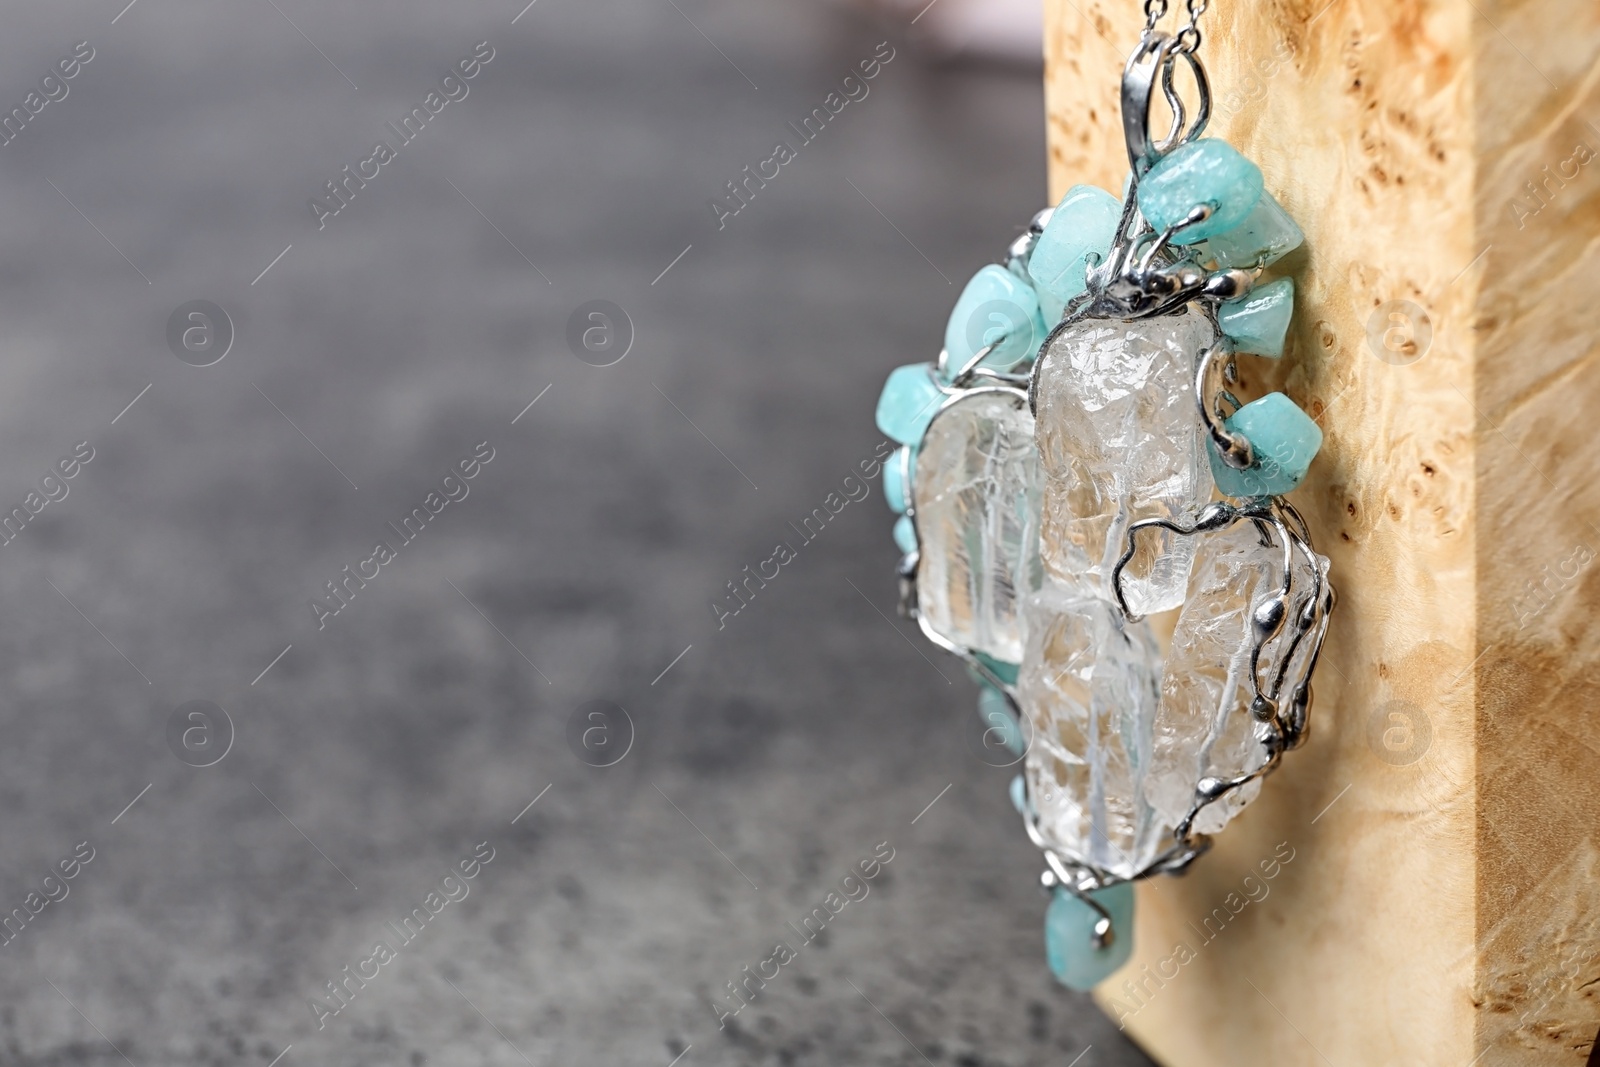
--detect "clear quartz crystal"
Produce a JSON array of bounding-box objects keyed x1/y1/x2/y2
[
  {"x1": 1146, "y1": 521, "x2": 1329, "y2": 835},
  {"x1": 1033, "y1": 306, "x2": 1215, "y2": 614},
  {"x1": 1020, "y1": 588, "x2": 1167, "y2": 878},
  {"x1": 913, "y1": 391, "x2": 1043, "y2": 662}
]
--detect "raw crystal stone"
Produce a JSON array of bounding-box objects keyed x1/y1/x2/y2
[
  {"x1": 1045, "y1": 882, "x2": 1136, "y2": 990},
  {"x1": 875, "y1": 363, "x2": 945, "y2": 446},
  {"x1": 913, "y1": 391, "x2": 1043, "y2": 662},
  {"x1": 893, "y1": 515, "x2": 917, "y2": 554},
  {"x1": 1146, "y1": 521, "x2": 1328, "y2": 834},
  {"x1": 1196, "y1": 190, "x2": 1304, "y2": 270},
  {"x1": 1028, "y1": 185, "x2": 1122, "y2": 306},
  {"x1": 1208, "y1": 392, "x2": 1323, "y2": 498},
  {"x1": 1137, "y1": 139, "x2": 1263, "y2": 244},
  {"x1": 1010, "y1": 774, "x2": 1027, "y2": 814},
  {"x1": 1019, "y1": 590, "x2": 1167, "y2": 878},
  {"x1": 978, "y1": 683, "x2": 1026, "y2": 758},
  {"x1": 943, "y1": 265, "x2": 1048, "y2": 378},
  {"x1": 1033, "y1": 305, "x2": 1215, "y2": 614},
  {"x1": 883, "y1": 446, "x2": 914, "y2": 514},
  {"x1": 1218, "y1": 277, "x2": 1294, "y2": 358}
]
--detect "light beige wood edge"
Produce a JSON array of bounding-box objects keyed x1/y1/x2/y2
[{"x1": 1043, "y1": 1, "x2": 1600, "y2": 1063}]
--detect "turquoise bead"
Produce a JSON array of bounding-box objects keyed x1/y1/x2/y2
[
  {"x1": 1008, "y1": 255, "x2": 1059, "y2": 324},
  {"x1": 893, "y1": 515, "x2": 917, "y2": 554},
  {"x1": 883, "y1": 446, "x2": 915, "y2": 514},
  {"x1": 967, "y1": 653, "x2": 1020, "y2": 688},
  {"x1": 1218, "y1": 278, "x2": 1295, "y2": 358},
  {"x1": 1137, "y1": 139, "x2": 1263, "y2": 245},
  {"x1": 1020, "y1": 224, "x2": 1070, "y2": 325},
  {"x1": 1045, "y1": 883, "x2": 1136, "y2": 991},
  {"x1": 875, "y1": 364, "x2": 944, "y2": 446},
  {"x1": 944, "y1": 265, "x2": 1047, "y2": 378},
  {"x1": 1038, "y1": 286, "x2": 1066, "y2": 328},
  {"x1": 1198, "y1": 190, "x2": 1304, "y2": 270},
  {"x1": 1028, "y1": 185, "x2": 1122, "y2": 305},
  {"x1": 1009, "y1": 774, "x2": 1027, "y2": 815},
  {"x1": 977, "y1": 683, "x2": 1026, "y2": 758},
  {"x1": 1209, "y1": 392, "x2": 1323, "y2": 498}
]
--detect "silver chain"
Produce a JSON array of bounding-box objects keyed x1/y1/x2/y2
[{"x1": 1142, "y1": 0, "x2": 1210, "y2": 54}]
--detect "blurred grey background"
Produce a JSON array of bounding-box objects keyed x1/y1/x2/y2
[{"x1": 0, "y1": 0, "x2": 1156, "y2": 1063}]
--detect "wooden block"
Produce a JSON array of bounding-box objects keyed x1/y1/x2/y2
[{"x1": 1041, "y1": 1, "x2": 1600, "y2": 1063}]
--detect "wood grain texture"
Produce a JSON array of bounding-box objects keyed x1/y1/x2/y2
[
  {"x1": 1042, "y1": 1, "x2": 1600, "y2": 1063},
  {"x1": 1474, "y1": 0, "x2": 1600, "y2": 1061}
]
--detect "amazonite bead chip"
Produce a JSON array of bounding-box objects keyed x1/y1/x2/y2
[
  {"x1": 1218, "y1": 278, "x2": 1295, "y2": 357},
  {"x1": 1009, "y1": 249, "x2": 1063, "y2": 320},
  {"x1": 893, "y1": 515, "x2": 917, "y2": 554},
  {"x1": 1038, "y1": 287, "x2": 1066, "y2": 327},
  {"x1": 875, "y1": 364, "x2": 944, "y2": 446},
  {"x1": 1199, "y1": 190, "x2": 1304, "y2": 270},
  {"x1": 1138, "y1": 139, "x2": 1263, "y2": 244},
  {"x1": 1009, "y1": 774, "x2": 1027, "y2": 814},
  {"x1": 883, "y1": 446, "x2": 915, "y2": 514},
  {"x1": 1209, "y1": 392, "x2": 1323, "y2": 498},
  {"x1": 943, "y1": 265, "x2": 1047, "y2": 378},
  {"x1": 968, "y1": 653, "x2": 1020, "y2": 688},
  {"x1": 1045, "y1": 882, "x2": 1136, "y2": 991},
  {"x1": 1028, "y1": 185, "x2": 1122, "y2": 305},
  {"x1": 977, "y1": 683, "x2": 1026, "y2": 758}
]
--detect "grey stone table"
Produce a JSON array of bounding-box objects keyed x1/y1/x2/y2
[{"x1": 0, "y1": 0, "x2": 1156, "y2": 1063}]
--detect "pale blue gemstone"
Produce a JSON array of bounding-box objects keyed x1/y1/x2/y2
[
  {"x1": 943, "y1": 265, "x2": 1047, "y2": 379},
  {"x1": 1009, "y1": 774, "x2": 1027, "y2": 814},
  {"x1": 1045, "y1": 883, "x2": 1136, "y2": 991},
  {"x1": 977, "y1": 683, "x2": 1026, "y2": 757},
  {"x1": 1218, "y1": 278, "x2": 1294, "y2": 358},
  {"x1": 1199, "y1": 190, "x2": 1304, "y2": 270},
  {"x1": 893, "y1": 515, "x2": 917, "y2": 554},
  {"x1": 1006, "y1": 256, "x2": 1063, "y2": 329},
  {"x1": 1038, "y1": 287, "x2": 1066, "y2": 328},
  {"x1": 967, "y1": 654, "x2": 1020, "y2": 688},
  {"x1": 875, "y1": 364, "x2": 944, "y2": 446},
  {"x1": 883, "y1": 446, "x2": 915, "y2": 514},
  {"x1": 1138, "y1": 139, "x2": 1263, "y2": 245},
  {"x1": 1028, "y1": 185, "x2": 1122, "y2": 305},
  {"x1": 1209, "y1": 392, "x2": 1323, "y2": 498}
]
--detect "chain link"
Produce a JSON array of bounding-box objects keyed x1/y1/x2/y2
[
  {"x1": 1174, "y1": 0, "x2": 1210, "y2": 54},
  {"x1": 1142, "y1": 0, "x2": 1169, "y2": 34},
  {"x1": 1143, "y1": 0, "x2": 1211, "y2": 55}
]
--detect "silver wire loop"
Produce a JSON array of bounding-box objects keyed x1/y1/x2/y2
[{"x1": 1196, "y1": 342, "x2": 1255, "y2": 470}]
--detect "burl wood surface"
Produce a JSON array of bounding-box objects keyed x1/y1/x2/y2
[{"x1": 1042, "y1": 1, "x2": 1600, "y2": 1064}]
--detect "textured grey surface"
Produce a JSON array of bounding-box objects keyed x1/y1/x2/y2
[{"x1": 0, "y1": 1, "x2": 1156, "y2": 1063}]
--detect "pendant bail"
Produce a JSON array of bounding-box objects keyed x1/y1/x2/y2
[{"x1": 1122, "y1": 31, "x2": 1212, "y2": 176}]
